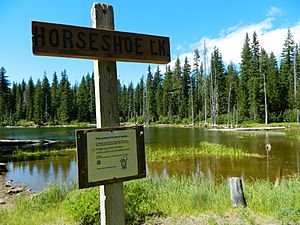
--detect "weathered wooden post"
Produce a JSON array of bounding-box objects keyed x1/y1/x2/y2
[
  {"x1": 91, "y1": 3, "x2": 124, "y2": 225},
  {"x1": 228, "y1": 177, "x2": 247, "y2": 208},
  {"x1": 31, "y1": 2, "x2": 170, "y2": 224}
]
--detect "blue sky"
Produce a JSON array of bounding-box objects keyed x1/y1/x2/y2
[{"x1": 1, "y1": 0, "x2": 300, "y2": 86}]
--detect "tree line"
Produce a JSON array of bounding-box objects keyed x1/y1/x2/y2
[{"x1": 0, "y1": 29, "x2": 299, "y2": 126}]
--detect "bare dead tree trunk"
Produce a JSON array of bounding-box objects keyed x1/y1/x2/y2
[
  {"x1": 263, "y1": 73, "x2": 268, "y2": 124},
  {"x1": 227, "y1": 81, "x2": 232, "y2": 127},
  {"x1": 294, "y1": 45, "x2": 299, "y2": 123},
  {"x1": 203, "y1": 40, "x2": 208, "y2": 124}
]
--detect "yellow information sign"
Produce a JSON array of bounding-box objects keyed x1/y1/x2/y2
[{"x1": 87, "y1": 129, "x2": 138, "y2": 182}]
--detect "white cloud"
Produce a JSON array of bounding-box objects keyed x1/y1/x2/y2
[
  {"x1": 267, "y1": 6, "x2": 282, "y2": 17},
  {"x1": 166, "y1": 18, "x2": 300, "y2": 73}
]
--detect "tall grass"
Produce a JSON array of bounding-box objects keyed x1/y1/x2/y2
[
  {"x1": 0, "y1": 183, "x2": 75, "y2": 225},
  {"x1": 146, "y1": 141, "x2": 262, "y2": 162},
  {"x1": 0, "y1": 176, "x2": 299, "y2": 224}
]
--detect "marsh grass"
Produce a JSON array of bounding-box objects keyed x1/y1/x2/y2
[
  {"x1": 10, "y1": 148, "x2": 75, "y2": 161},
  {"x1": 147, "y1": 141, "x2": 262, "y2": 162}
]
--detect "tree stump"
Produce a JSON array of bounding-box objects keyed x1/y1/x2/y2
[{"x1": 228, "y1": 177, "x2": 247, "y2": 208}]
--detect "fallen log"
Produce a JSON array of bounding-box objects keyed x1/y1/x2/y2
[
  {"x1": 0, "y1": 139, "x2": 57, "y2": 147},
  {"x1": 210, "y1": 126, "x2": 285, "y2": 132}
]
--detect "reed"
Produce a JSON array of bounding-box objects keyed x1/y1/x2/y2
[{"x1": 146, "y1": 141, "x2": 262, "y2": 162}]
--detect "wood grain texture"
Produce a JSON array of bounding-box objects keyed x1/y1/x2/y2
[
  {"x1": 92, "y1": 3, "x2": 125, "y2": 225},
  {"x1": 32, "y1": 21, "x2": 170, "y2": 64}
]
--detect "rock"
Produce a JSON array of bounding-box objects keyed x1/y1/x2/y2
[
  {"x1": 7, "y1": 187, "x2": 25, "y2": 194},
  {"x1": 0, "y1": 199, "x2": 6, "y2": 204},
  {"x1": 0, "y1": 163, "x2": 8, "y2": 172},
  {"x1": 5, "y1": 180, "x2": 13, "y2": 187}
]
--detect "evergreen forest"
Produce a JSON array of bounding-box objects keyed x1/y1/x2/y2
[{"x1": 0, "y1": 30, "x2": 300, "y2": 126}]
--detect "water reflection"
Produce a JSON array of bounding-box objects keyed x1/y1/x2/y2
[
  {"x1": 4, "y1": 154, "x2": 77, "y2": 192},
  {"x1": 1, "y1": 127, "x2": 300, "y2": 191}
]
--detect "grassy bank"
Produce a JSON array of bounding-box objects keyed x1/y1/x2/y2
[
  {"x1": 146, "y1": 141, "x2": 262, "y2": 162},
  {"x1": 0, "y1": 176, "x2": 299, "y2": 224}
]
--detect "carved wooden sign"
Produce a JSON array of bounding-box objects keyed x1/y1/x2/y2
[{"x1": 32, "y1": 21, "x2": 170, "y2": 64}]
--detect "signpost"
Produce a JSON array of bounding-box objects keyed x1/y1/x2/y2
[{"x1": 32, "y1": 3, "x2": 170, "y2": 225}]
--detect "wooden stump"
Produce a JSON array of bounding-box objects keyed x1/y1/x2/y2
[{"x1": 228, "y1": 177, "x2": 247, "y2": 208}]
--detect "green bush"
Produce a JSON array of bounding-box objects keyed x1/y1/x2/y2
[
  {"x1": 124, "y1": 179, "x2": 159, "y2": 224},
  {"x1": 64, "y1": 187, "x2": 99, "y2": 225},
  {"x1": 283, "y1": 109, "x2": 297, "y2": 122},
  {"x1": 136, "y1": 116, "x2": 145, "y2": 124}
]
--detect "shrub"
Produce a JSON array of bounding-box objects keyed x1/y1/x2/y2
[
  {"x1": 124, "y1": 179, "x2": 159, "y2": 224},
  {"x1": 64, "y1": 187, "x2": 99, "y2": 224}
]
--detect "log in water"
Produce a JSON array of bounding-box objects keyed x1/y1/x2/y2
[{"x1": 0, "y1": 139, "x2": 57, "y2": 147}]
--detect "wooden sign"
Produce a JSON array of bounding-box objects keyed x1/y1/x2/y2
[
  {"x1": 32, "y1": 21, "x2": 170, "y2": 64},
  {"x1": 76, "y1": 125, "x2": 146, "y2": 189}
]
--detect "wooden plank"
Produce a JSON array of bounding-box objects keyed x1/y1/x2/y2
[
  {"x1": 91, "y1": 3, "x2": 125, "y2": 225},
  {"x1": 32, "y1": 21, "x2": 170, "y2": 64}
]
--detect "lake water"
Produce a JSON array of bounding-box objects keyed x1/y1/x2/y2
[{"x1": 0, "y1": 126, "x2": 299, "y2": 191}]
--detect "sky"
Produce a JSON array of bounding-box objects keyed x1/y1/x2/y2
[{"x1": 1, "y1": 0, "x2": 300, "y2": 86}]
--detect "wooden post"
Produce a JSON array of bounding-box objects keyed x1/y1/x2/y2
[
  {"x1": 228, "y1": 177, "x2": 247, "y2": 208},
  {"x1": 91, "y1": 3, "x2": 125, "y2": 225}
]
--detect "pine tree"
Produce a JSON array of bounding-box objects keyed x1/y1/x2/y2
[
  {"x1": 77, "y1": 76, "x2": 88, "y2": 122},
  {"x1": 260, "y1": 48, "x2": 269, "y2": 124},
  {"x1": 239, "y1": 33, "x2": 252, "y2": 120},
  {"x1": 0, "y1": 67, "x2": 10, "y2": 123},
  {"x1": 210, "y1": 47, "x2": 225, "y2": 124},
  {"x1": 225, "y1": 62, "x2": 239, "y2": 127},
  {"x1": 34, "y1": 79, "x2": 43, "y2": 124},
  {"x1": 119, "y1": 84, "x2": 128, "y2": 121},
  {"x1": 162, "y1": 65, "x2": 172, "y2": 117},
  {"x1": 127, "y1": 82, "x2": 135, "y2": 122},
  {"x1": 145, "y1": 65, "x2": 154, "y2": 124},
  {"x1": 57, "y1": 70, "x2": 71, "y2": 124},
  {"x1": 25, "y1": 77, "x2": 35, "y2": 121},
  {"x1": 50, "y1": 72, "x2": 59, "y2": 122},
  {"x1": 280, "y1": 29, "x2": 295, "y2": 112},
  {"x1": 86, "y1": 73, "x2": 96, "y2": 123},
  {"x1": 10, "y1": 82, "x2": 18, "y2": 122},
  {"x1": 179, "y1": 57, "x2": 191, "y2": 119},
  {"x1": 153, "y1": 66, "x2": 162, "y2": 121},
  {"x1": 172, "y1": 58, "x2": 182, "y2": 117},
  {"x1": 41, "y1": 72, "x2": 51, "y2": 122},
  {"x1": 248, "y1": 31, "x2": 262, "y2": 121}
]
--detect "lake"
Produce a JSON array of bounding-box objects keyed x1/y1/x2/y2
[{"x1": 0, "y1": 126, "x2": 299, "y2": 191}]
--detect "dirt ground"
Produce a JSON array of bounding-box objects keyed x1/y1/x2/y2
[{"x1": 144, "y1": 210, "x2": 284, "y2": 225}]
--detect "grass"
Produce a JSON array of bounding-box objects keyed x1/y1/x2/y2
[
  {"x1": 10, "y1": 148, "x2": 76, "y2": 161},
  {"x1": 146, "y1": 141, "x2": 262, "y2": 162},
  {"x1": 0, "y1": 176, "x2": 299, "y2": 225}
]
